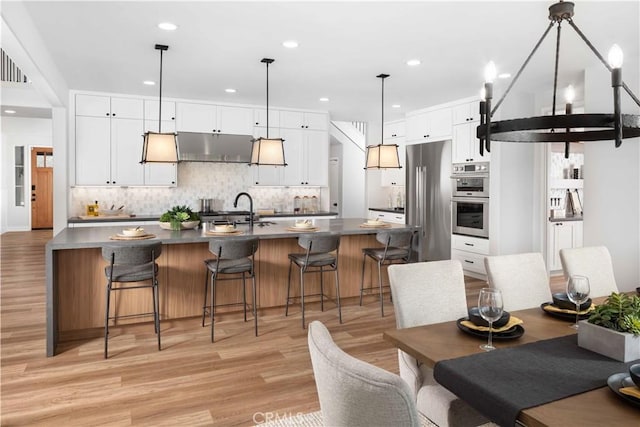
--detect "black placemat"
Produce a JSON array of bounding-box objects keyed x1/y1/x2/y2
[{"x1": 433, "y1": 335, "x2": 637, "y2": 426}]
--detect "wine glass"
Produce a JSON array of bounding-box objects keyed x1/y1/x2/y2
[
  {"x1": 567, "y1": 275, "x2": 590, "y2": 329},
  {"x1": 478, "y1": 288, "x2": 503, "y2": 351}
]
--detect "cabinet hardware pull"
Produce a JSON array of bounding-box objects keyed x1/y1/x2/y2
[
  {"x1": 106, "y1": 113, "x2": 110, "y2": 116},
  {"x1": 464, "y1": 260, "x2": 474, "y2": 264},
  {"x1": 464, "y1": 243, "x2": 474, "y2": 246}
]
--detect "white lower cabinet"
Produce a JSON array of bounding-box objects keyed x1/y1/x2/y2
[
  {"x1": 451, "y1": 234, "x2": 489, "y2": 275},
  {"x1": 368, "y1": 210, "x2": 405, "y2": 224},
  {"x1": 547, "y1": 221, "x2": 583, "y2": 271}
]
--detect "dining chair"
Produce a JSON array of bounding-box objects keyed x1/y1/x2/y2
[
  {"x1": 484, "y1": 252, "x2": 553, "y2": 311},
  {"x1": 359, "y1": 229, "x2": 414, "y2": 317},
  {"x1": 102, "y1": 242, "x2": 162, "y2": 359},
  {"x1": 307, "y1": 320, "x2": 424, "y2": 427},
  {"x1": 559, "y1": 246, "x2": 619, "y2": 297},
  {"x1": 203, "y1": 236, "x2": 259, "y2": 342},
  {"x1": 388, "y1": 260, "x2": 488, "y2": 427},
  {"x1": 286, "y1": 233, "x2": 342, "y2": 329}
]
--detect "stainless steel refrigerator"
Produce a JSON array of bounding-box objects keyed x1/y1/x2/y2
[{"x1": 406, "y1": 141, "x2": 452, "y2": 261}]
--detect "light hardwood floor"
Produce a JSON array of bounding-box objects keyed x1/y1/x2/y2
[{"x1": 0, "y1": 231, "x2": 564, "y2": 426}]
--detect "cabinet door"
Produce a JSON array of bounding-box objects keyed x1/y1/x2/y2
[
  {"x1": 250, "y1": 127, "x2": 282, "y2": 185},
  {"x1": 406, "y1": 112, "x2": 428, "y2": 142},
  {"x1": 76, "y1": 116, "x2": 111, "y2": 185},
  {"x1": 280, "y1": 128, "x2": 304, "y2": 185},
  {"x1": 217, "y1": 105, "x2": 254, "y2": 135},
  {"x1": 253, "y1": 108, "x2": 280, "y2": 128},
  {"x1": 176, "y1": 102, "x2": 217, "y2": 133},
  {"x1": 110, "y1": 118, "x2": 145, "y2": 185},
  {"x1": 280, "y1": 110, "x2": 305, "y2": 129},
  {"x1": 144, "y1": 120, "x2": 177, "y2": 186},
  {"x1": 304, "y1": 112, "x2": 328, "y2": 131},
  {"x1": 548, "y1": 222, "x2": 575, "y2": 271},
  {"x1": 76, "y1": 94, "x2": 110, "y2": 117},
  {"x1": 380, "y1": 137, "x2": 405, "y2": 185},
  {"x1": 452, "y1": 124, "x2": 472, "y2": 163},
  {"x1": 384, "y1": 120, "x2": 406, "y2": 139},
  {"x1": 304, "y1": 130, "x2": 329, "y2": 185},
  {"x1": 111, "y1": 97, "x2": 143, "y2": 119},
  {"x1": 145, "y1": 100, "x2": 176, "y2": 122},
  {"x1": 426, "y1": 107, "x2": 452, "y2": 140}
]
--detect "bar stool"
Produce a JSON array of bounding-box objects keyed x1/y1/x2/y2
[
  {"x1": 202, "y1": 236, "x2": 259, "y2": 342},
  {"x1": 102, "y1": 242, "x2": 162, "y2": 359},
  {"x1": 286, "y1": 233, "x2": 342, "y2": 329},
  {"x1": 359, "y1": 229, "x2": 414, "y2": 317}
]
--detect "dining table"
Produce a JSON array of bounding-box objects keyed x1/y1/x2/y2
[{"x1": 383, "y1": 303, "x2": 639, "y2": 426}]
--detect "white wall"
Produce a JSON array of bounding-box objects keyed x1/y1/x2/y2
[
  {"x1": 330, "y1": 122, "x2": 366, "y2": 218},
  {"x1": 583, "y1": 58, "x2": 640, "y2": 292},
  {"x1": 1, "y1": 116, "x2": 53, "y2": 232}
]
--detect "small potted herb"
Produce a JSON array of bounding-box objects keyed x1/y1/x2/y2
[
  {"x1": 159, "y1": 205, "x2": 200, "y2": 231},
  {"x1": 578, "y1": 292, "x2": 640, "y2": 362}
]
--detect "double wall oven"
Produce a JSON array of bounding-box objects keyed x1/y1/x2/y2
[{"x1": 451, "y1": 162, "x2": 490, "y2": 239}]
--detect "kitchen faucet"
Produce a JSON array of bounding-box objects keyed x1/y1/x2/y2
[{"x1": 233, "y1": 192, "x2": 254, "y2": 229}]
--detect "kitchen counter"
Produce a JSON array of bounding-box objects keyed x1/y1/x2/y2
[
  {"x1": 68, "y1": 214, "x2": 160, "y2": 223},
  {"x1": 261, "y1": 211, "x2": 338, "y2": 218},
  {"x1": 549, "y1": 216, "x2": 583, "y2": 222},
  {"x1": 369, "y1": 207, "x2": 405, "y2": 214},
  {"x1": 46, "y1": 219, "x2": 417, "y2": 356}
]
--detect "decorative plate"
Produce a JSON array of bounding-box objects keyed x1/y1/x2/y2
[
  {"x1": 607, "y1": 373, "x2": 640, "y2": 408},
  {"x1": 456, "y1": 317, "x2": 525, "y2": 341},
  {"x1": 540, "y1": 302, "x2": 593, "y2": 321},
  {"x1": 159, "y1": 220, "x2": 199, "y2": 230}
]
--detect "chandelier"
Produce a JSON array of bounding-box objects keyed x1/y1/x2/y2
[{"x1": 477, "y1": 0, "x2": 640, "y2": 158}]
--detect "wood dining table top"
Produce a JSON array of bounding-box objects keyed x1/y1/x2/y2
[{"x1": 383, "y1": 304, "x2": 639, "y2": 426}]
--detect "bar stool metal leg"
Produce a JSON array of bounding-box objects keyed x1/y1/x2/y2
[
  {"x1": 377, "y1": 260, "x2": 384, "y2": 317},
  {"x1": 153, "y1": 278, "x2": 161, "y2": 350},
  {"x1": 359, "y1": 253, "x2": 367, "y2": 306},
  {"x1": 252, "y1": 274, "x2": 258, "y2": 336},
  {"x1": 104, "y1": 280, "x2": 111, "y2": 359},
  {"x1": 285, "y1": 260, "x2": 293, "y2": 317},
  {"x1": 210, "y1": 273, "x2": 216, "y2": 343},
  {"x1": 242, "y1": 273, "x2": 247, "y2": 322},
  {"x1": 320, "y1": 266, "x2": 325, "y2": 312},
  {"x1": 335, "y1": 268, "x2": 342, "y2": 324},
  {"x1": 300, "y1": 267, "x2": 306, "y2": 329},
  {"x1": 202, "y1": 269, "x2": 209, "y2": 327}
]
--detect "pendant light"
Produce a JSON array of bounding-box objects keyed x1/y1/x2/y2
[
  {"x1": 141, "y1": 44, "x2": 179, "y2": 163},
  {"x1": 365, "y1": 74, "x2": 401, "y2": 169},
  {"x1": 249, "y1": 58, "x2": 287, "y2": 166},
  {"x1": 477, "y1": 1, "x2": 640, "y2": 159}
]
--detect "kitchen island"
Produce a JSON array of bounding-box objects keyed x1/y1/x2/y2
[{"x1": 45, "y1": 218, "x2": 416, "y2": 356}]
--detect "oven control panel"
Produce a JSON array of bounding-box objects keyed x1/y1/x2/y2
[{"x1": 452, "y1": 162, "x2": 489, "y2": 174}]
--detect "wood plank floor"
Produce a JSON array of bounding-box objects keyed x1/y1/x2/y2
[{"x1": 0, "y1": 231, "x2": 565, "y2": 426}]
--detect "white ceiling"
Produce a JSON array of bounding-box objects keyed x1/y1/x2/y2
[{"x1": 9, "y1": 1, "x2": 640, "y2": 123}]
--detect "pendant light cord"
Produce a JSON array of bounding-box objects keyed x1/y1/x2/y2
[
  {"x1": 266, "y1": 61, "x2": 269, "y2": 138},
  {"x1": 381, "y1": 76, "x2": 384, "y2": 145},
  {"x1": 158, "y1": 48, "x2": 163, "y2": 133}
]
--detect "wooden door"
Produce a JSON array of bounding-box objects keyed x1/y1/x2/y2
[{"x1": 31, "y1": 147, "x2": 53, "y2": 229}]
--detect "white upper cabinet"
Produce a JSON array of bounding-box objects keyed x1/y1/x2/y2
[
  {"x1": 110, "y1": 118, "x2": 145, "y2": 185},
  {"x1": 280, "y1": 110, "x2": 328, "y2": 131},
  {"x1": 303, "y1": 130, "x2": 329, "y2": 186},
  {"x1": 110, "y1": 97, "x2": 144, "y2": 119},
  {"x1": 176, "y1": 102, "x2": 253, "y2": 135},
  {"x1": 76, "y1": 116, "x2": 111, "y2": 185},
  {"x1": 383, "y1": 120, "x2": 406, "y2": 139},
  {"x1": 76, "y1": 94, "x2": 143, "y2": 119},
  {"x1": 406, "y1": 107, "x2": 452, "y2": 143},
  {"x1": 144, "y1": 100, "x2": 176, "y2": 122},
  {"x1": 452, "y1": 101, "x2": 480, "y2": 125},
  {"x1": 253, "y1": 108, "x2": 280, "y2": 128},
  {"x1": 452, "y1": 123, "x2": 490, "y2": 163}
]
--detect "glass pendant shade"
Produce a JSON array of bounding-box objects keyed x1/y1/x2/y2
[
  {"x1": 250, "y1": 137, "x2": 287, "y2": 166},
  {"x1": 365, "y1": 143, "x2": 400, "y2": 169},
  {"x1": 142, "y1": 132, "x2": 179, "y2": 163}
]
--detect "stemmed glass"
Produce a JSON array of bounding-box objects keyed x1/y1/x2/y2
[
  {"x1": 478, "y1": 288, "x2": 503, "y2": 352},
  {"x1": 567, "y1": 275, "x2": 590, "y2": 329}
]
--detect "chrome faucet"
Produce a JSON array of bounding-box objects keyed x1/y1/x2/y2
[{"x1": 233, "y1": 192, "x2": 254, "y2": 229}]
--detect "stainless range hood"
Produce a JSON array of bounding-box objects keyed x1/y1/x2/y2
[{"x1": 177, "y1": 132, "x2": 253, "y2": 163}]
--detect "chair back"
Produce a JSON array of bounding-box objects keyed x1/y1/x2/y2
[
  {"x1": 307, "y1": 321, "x2": 420, "y2": 427},
  {"x1": 298, "y1": 233, "x2": 340, "y2": 254},
  {"x1": 102, "y1": 242, "x2": 162, "y2": 265},
  {"x1": 389, "y1": 260, "x2": 468, "y2": 328},
  {"x1": 209, "y1": 237, "x2": 259, "y2": 259},
  {"x1": 559, "y1": 246, "x2": 619, "y2": 297},
  {"x1": 376, "y1": 229, "x2": 413, "y2": 249},
  {"x1": 484, "y1": 252, "x2": 552, "y2": 311}
]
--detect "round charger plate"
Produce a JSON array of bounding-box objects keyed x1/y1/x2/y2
[
  {"x1": 456, "y1": 317, "x2": 525, "y2": 341},
  {"x1": 110, "y1": 234, "x2": 156, "y2": 241},
  {"x1": 286, "y1": 226, "x2": 319, "y2": 232},
  {"x1": 540, "y1": 302, "x2": 593, "y2": 321},
  {"x1": 205, "y1": 230, "x2": 244, "y2": 236},
  {"x1": 159, "y1": 220, "x2": 199, "y2": 230},
  {"x1": 359, "y1": 222, "x2": 391, "y2": 228},
  {"x1": 607, "y1": 373, "x2": 640, "y2": 408}
]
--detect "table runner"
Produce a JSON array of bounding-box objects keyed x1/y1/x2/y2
[{"x1": 433, "y1": 335, "x2": 637, "y2": 426}]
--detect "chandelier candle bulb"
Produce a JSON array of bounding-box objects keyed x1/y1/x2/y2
[
  {"x1": 484, "y1": 61, "x2": 497, "y2": 83},
  {"x1": 607, "y1": 44, "x2": 624, "y2": 69}
]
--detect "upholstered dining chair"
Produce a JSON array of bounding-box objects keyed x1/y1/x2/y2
[
  {"x1": 484, "y1": 252, "x2": 553, "y2": 311},
  {"x1": 307, "y1": 320, "x2": 423, "y2": 427},
  {"x1": 388, "y1": 260, "x2": 488, "y2": 427},
  {"x1": 559, "y1": 246, "x2": 619, "y2": 297}
]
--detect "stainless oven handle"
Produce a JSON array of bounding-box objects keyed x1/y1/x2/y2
[
  {"x1": 450, "y1": 173, "x2": 489, "y2": 179},
  {"x1": 451, "y1": 196, "x2": 490, "y2": 204}
]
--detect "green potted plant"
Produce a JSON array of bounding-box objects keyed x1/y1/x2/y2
[
  {"x1": 159, "y1": 205, "x2": 200, "y2": 231},
  {"x1": 578, "y1": 292, "x2": 640, "y2": 362}
]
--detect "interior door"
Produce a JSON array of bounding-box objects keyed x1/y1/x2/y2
[{"x1": 31, "y1": 147, "x2": 53, "y2": 229}]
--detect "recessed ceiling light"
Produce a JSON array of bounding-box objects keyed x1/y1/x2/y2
[
  {"x1": 4, "y1": 109, "x2": 16, "y2": 114},
  {"x1": 283, "y1": 40, "x2": 299, "y2": 49},
  {"x1": 391, "y1": 104, "x2": 401, "y2": 109},
  {"x1": 225, "y1": 88, "x2": 237, "y2": 93},
  {"x1": 143, "y1": 80, "x2": 156, "y2": 86},
  {"x1": 158, "y1": 22, "x2": 177, "y2": 31},
  {"x1": 319, "y1": 97, "x2": 329, "y2": 102},
  {"x1": 406, "y1": 59, "x2": 421, "y2": 66},
  {"x1": 498, "y1": 73, "x2": 512, "y2": 79}
]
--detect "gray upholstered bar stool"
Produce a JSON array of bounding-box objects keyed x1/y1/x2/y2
[
  {"x1": 202, "y1": 236, "x2": 259, "y2": 342},
  {"x1": 359, "y1": 229, "x2": 414, "y2": 317},
  {"x1": 286, "y1": 232, "x2": 342, "y2": 329},
  {"x1": 102, "y1": 242, "x2": 162, "y2": 359}
]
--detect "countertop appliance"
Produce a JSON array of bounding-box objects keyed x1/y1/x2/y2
[
  {"x1": 451, "y1": 162, "x2": 490, "y2": 197},
  {"x1": 406, "y1": 141, "x2": 452, "y2": 262}
]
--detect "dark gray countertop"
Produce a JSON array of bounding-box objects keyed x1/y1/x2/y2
[
  {"x1": 48, "y1": 218, "x2": 417, "y2": 250},
  {"x1": 369, "y1": 207, "x2": 405, "y2": 214}
]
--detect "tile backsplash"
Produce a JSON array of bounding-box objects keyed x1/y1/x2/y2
[{"x1": 70, "y1": 163, "x2": 327, "y2": 216}]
